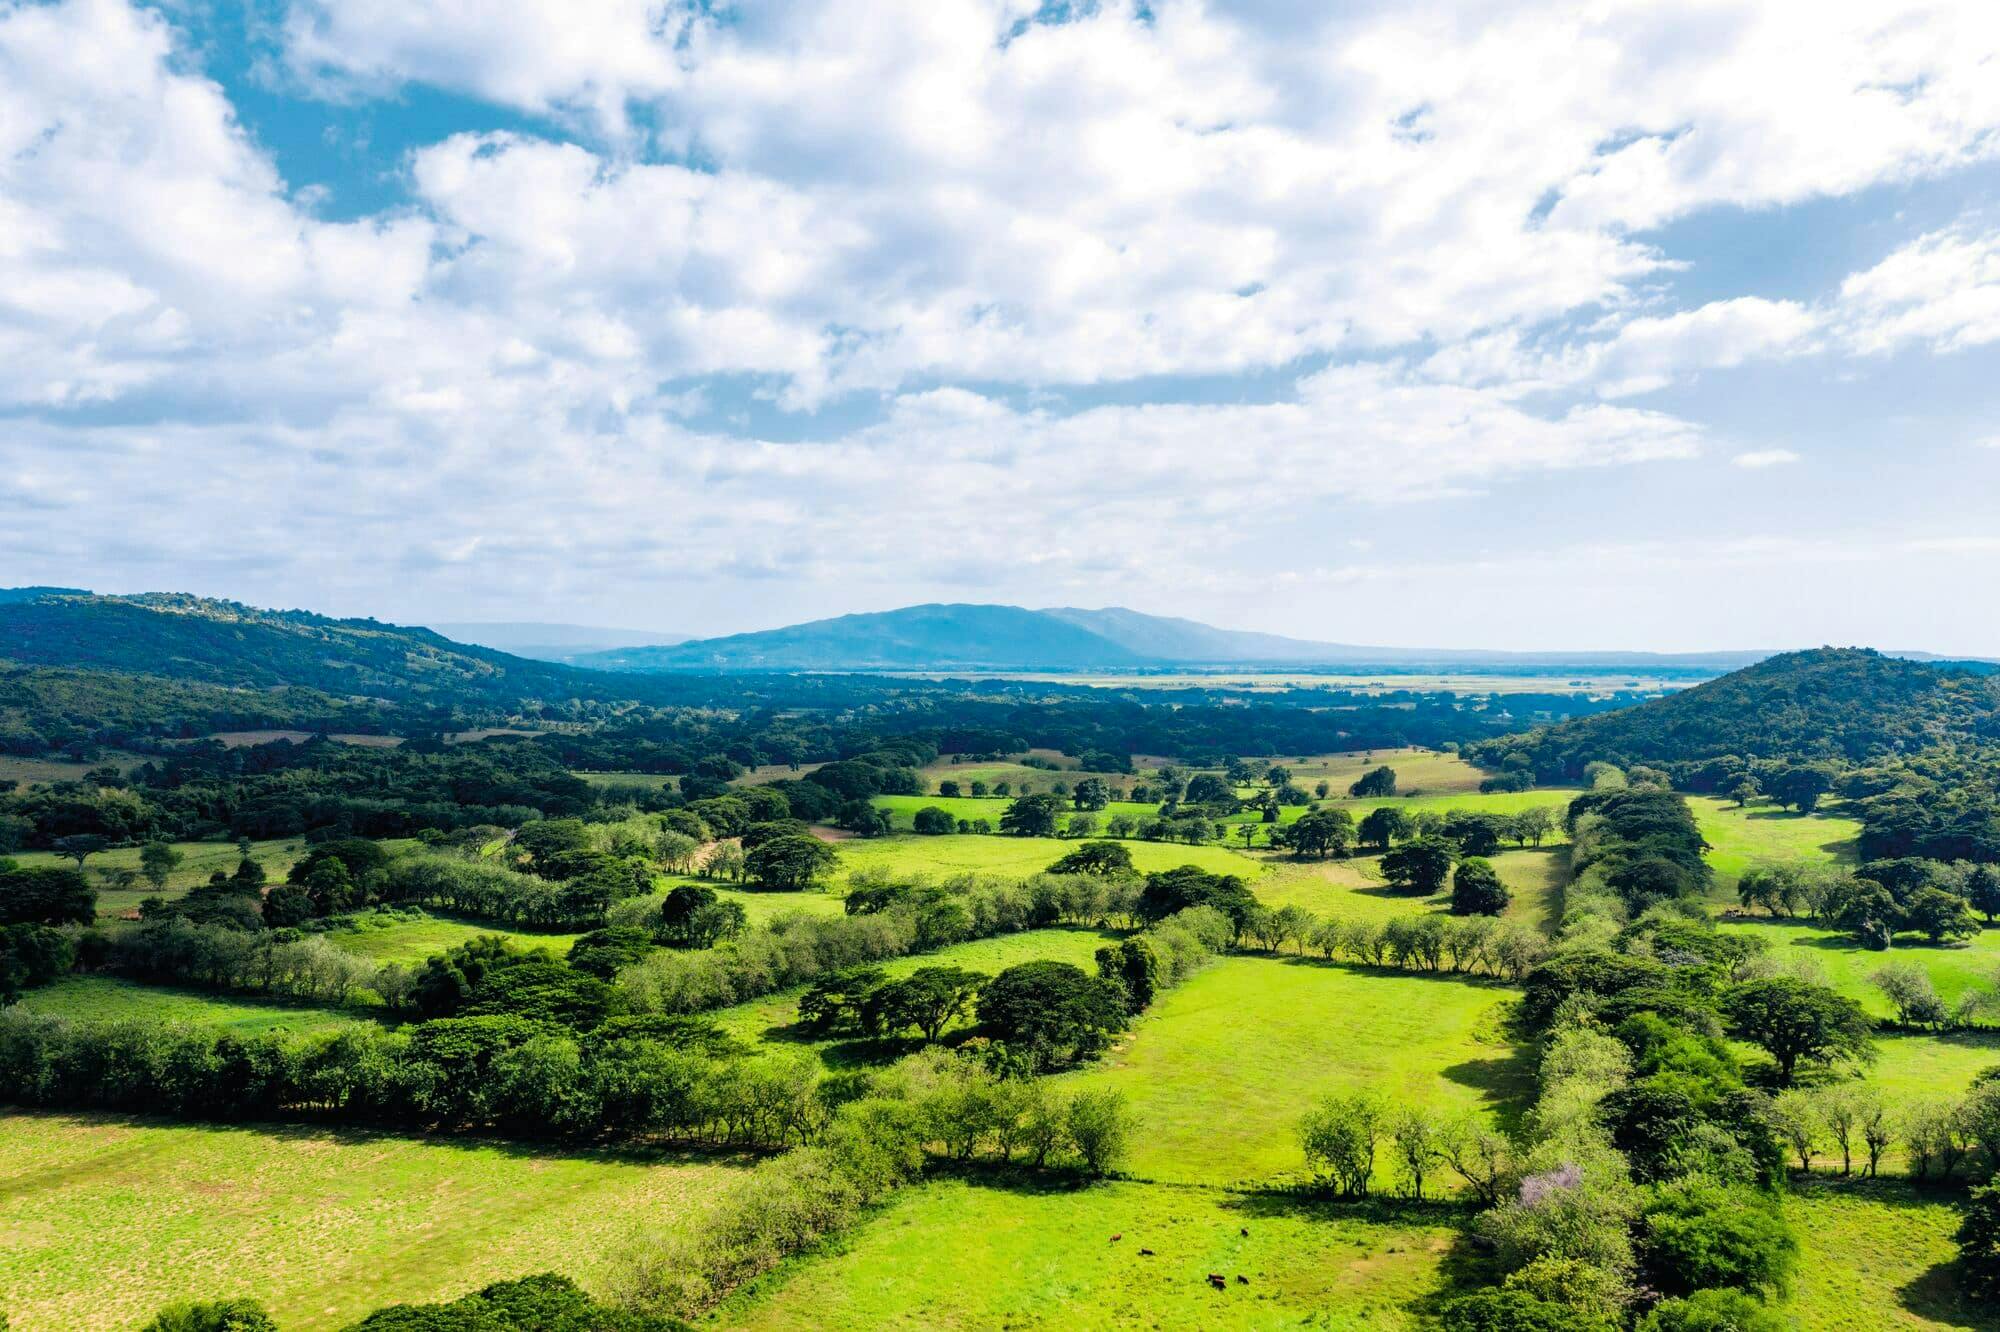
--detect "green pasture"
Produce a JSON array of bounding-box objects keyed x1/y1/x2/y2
[
  {"x1": 0, "y1": 752, "x2": 142, "y2": 784},
  {"x1": 833, "y1": 833, "x2": 1264, "y2": 884},
  {"x1": 723, "y1": 1176, "x2": 1463, "y2": 1331},
  {"x1": 0, "y1": 1110, "x2": 743, "y2": 1332},
  {"x1": 9, "y1": 837, "x2": 320, "y2": 919},
  {"x1": 1687, "y1": 796, "x2": 1862, "y2": 895},
  {"x1": 572, "y1": 770, "x2": 677, "y2": 790},
  {"x1": 1069, "y1": 957, "x2": 1531, "y2": 1187},
  {"x1": 709, "y1": 926, "x2": 1125, "y2": 1060},
  {"x1": 324, "y1": 913, "x2": 590, "y2": 965},
  {"x1": 1867, "y1": 1030, "x2": 2000, "y2": 1107},
  {"x1": 12, "y1": 976, "x2": 365, "y2": 1037},
  {"x1": 1784, "y1": 1179, "x2": 1996, "y2": 1330},
  {"x1": 1717, "y1": 918, "x2": 2000, "y2": 1018}
]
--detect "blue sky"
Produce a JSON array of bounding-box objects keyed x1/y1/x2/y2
[{"x1": 3, "y1": 0, "x2": 1999, "y2": 651}]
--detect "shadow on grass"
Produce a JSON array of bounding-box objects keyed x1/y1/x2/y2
[
  {"x1": 5, "y1": 1105, "x2": 762, "y2": 1171},
  {"x1": 1790, "y1": 1178, "x2": 2000, "y2": 1330}
]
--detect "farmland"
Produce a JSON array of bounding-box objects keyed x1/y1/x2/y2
[{"x1": 0, "y1": 1111, "x2": 742, "y2": 1332}]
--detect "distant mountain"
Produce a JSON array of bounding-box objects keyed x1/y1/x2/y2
[
  {"x1": 0, "y1": 589, "x2": 585, "y2": 702},
  {"x1": 1475, "y1": 647, "x2": 2000, "y2": 774},
  {"x1": 431, "y1": 621, "x2": 687, "y2": 662},
  {"x1": 579, "y1": 603, "x2": 1147, "y2": 671},
  {"x1": 578, "y1": 602, "x2": 1777, "y2": 674}
]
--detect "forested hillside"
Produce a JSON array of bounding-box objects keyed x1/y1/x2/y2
[{"x1": 1474, "y1": 648, "x2": 2000, "y2": 778}]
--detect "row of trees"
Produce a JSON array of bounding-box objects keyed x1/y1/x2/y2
[{"x1": 1738, "y1": 857, "x2": 1997, "y2": 948}]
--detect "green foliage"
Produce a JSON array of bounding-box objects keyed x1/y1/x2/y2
[
  {"x1": 1452, "y1": 857, "x2": 1510, "y2": 916},
  {"x1": 140, "y1": 1298, "x2": 279, "y2": 1332},
  {"x1": 1638, "y1": 1179, "x2": 1797, "y2": 1296},
  {"x1": 976, "y1": 960, "x2": 1127, "y2": 1069},
  {"x1": 1380, "y1": 835, "x2": 1455, "y2": 894},
  {"x1": 1955, "y1": 1183, "x2": 2000, "y2": 1303},
  {"x1": 1637, "y1": 1289, "x2": 1786, "y2": 1332},
  {"x1": 1349, "y1": 765, "x2": 1397, "y2": 798},
  {"x1": 1046, "y1": 840, "x2": 1133, "y2": 876},
  {"x1": 1722, "y1": 976, "x2": 1876, "y2": 1084},
  {"x1": 346, "y1": 1273, "x2": 681, "y2": 1330},
  {"x1": 743, "y1": 834, "x2": 838, "y2": 890}
]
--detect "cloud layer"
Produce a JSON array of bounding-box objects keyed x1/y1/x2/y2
[{"x1": 4, "y1": 0, "x2": 2000, "y2": 641}]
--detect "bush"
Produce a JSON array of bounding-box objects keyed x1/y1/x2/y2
[
  {"x1": 1453, "y1": 858, "x2": 1511, "y2": 916},
  {"x1": 1438, "y1": 1289, "x2": 1618, "y2": 1331},
  {"x1": 1065, "y1": 1087, "x2": 1134, "y2": 1176},
  {"x1": 1638, "y1": 1180, "x2": 1796, "y2": 1296},
  {"x1": 1957, "y1": 1184, "x2": 2000, "y2": 1302},
  {"x1": 139, "y1": 1299, "x2": 277, "y2": 1332},
  {"x1": 348, "y1": 1272, "x2": 683, "y2": 1329},
  {"x1": 1637, "y1": 1289, "x2": 1787, "y2": 1332}
]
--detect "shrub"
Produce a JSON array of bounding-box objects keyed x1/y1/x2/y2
[
  {"x1": 139, "y1": 1299, "x2": 278, "y2": 1332},
  {"x1": 1637, "y1": 1289, "x2": 1787, "y2": 1332},
  {"x1": 1638, "y1": 1179, "x2": 1796, "y2": 1296}
]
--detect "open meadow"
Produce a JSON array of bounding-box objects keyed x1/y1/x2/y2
[
  {"x1": 721, "y1": 1177, "x2": 1468, "y2": 1331},
  {"x1": 1687, "y1": 796, "x2": 1863, "y2": 896},
  {"x1": 13, "y1": 976, "x2": 368, "y2": 1037},
  {"x1": 0, "y1": 1111, "x2": 743, "y2": 1332},
  {"x1": 1070, "y1": 957, "x2": 1531, "y2": 1187},
  {"x1": 8, "y1": 837, "x2": 320, "y2": 919}
]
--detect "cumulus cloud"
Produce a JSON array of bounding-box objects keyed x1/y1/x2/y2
[{"x1": 4, "y1": 0, "x2": 2000, "y2": 625}]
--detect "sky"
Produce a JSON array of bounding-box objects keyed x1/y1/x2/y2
[{"x1": 3, "y1": 0, "x2": 2000, "y2": 652}]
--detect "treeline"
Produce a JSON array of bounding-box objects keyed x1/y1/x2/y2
[
  {"x1": 1422, "y1": 789, "x2": 1889, "y2": 1330},
  {"x1": 140, "y1": 1274, "x2": 683, "y2": 1332}
]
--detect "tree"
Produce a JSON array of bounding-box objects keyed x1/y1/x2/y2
[
  {"x1": 1349, "y1": 765, "x2": 1397, "y2": 798},
  {"x1": 1381, "y1": 837, "x2": 1455, "y2": 895},
  {"x1": 0, "y1": 866, "x2": 96, "y2": 926},
  {"x1": 1391, "y1": 1104, "x2": 1446, "y2": 1200},
  {"x1": 911, "y1": 806, "x2": 956, "y2": 836},
  {"x1": 999, "y1": 794, "x2": 1064, "y2": 838},
  {"x1": 1903, "y1": 887, "x2": 1980, "y2": 944},
  {"x1": 1137, "y1": 865, "x2": 1256, "y2": 932},
  {"x1": 1282, "y1": 808, "x2": 1355, "y2": 860},
  {"x1": 1104, "y1": 813, "x2": 1137, "y2": 839},
  {"x1": 977, "y1": 960, "x2": 1128, "y2": 1068},
  {"x1": 1872, "y1": 961, "x2": 1951, "y2": 1029},
  {"x1": 1358, "y1": 806, "x2": 1410, "y2": 851},
  {"x1": 870, "y1": 966, "x2": 985, "y2": 1042},
  {"x1": 744, "y1": 834, "x2": 838, "y2": 890},
  {"x1": 1442, "y1": 812, "x2": 1506, "y2": 857},
  {"x1": 1264, "y1": 764, "x2": 1292, "y2": 787},
  {"x1": 1727, "y1": 776, "x2": 1762, "y2": 808},
  {"x1": 1956, "y1": 1184, "x2": 2000, "y2": 1302},
  {"x1": 1638, "y1": 1290, "x2": 1787, "y2": 1332},
  {"x1": 1048, "y1": 841, "x2": 1134, "y2": 877},
  {"x1": 1300, "y1": 1092, "x2": 1382, "y2": 1197},
  {"x1": 1452, "y1": 858, "x2": 1510, "y2": 916},
  {"x1": 1509, "y1": 807, "x2": 1556, "y2": 848},
  {"x1": 658, "y1": 883, "x2": 747, "y2": 948},
  {"x1": 52, "y1": 834, "x2": 109, "y2": 869},
  {"x1": 1723, "y1": 976, "x2": 1875, "y2": 1084},
  {"x1": 1071, "y1": 778, "x2": 1111, "y2": 811},
  {"x1": 1096, "y1": 936, "x2": 1159, "y2": 1010},
  {"x1": 1184, "y1": 774, "x2": 1235, "y2": 806},
  {"x1": 1638, "y1": 1179, "x2": 1796, "y2": 1295},
  {"x1": 1768, "y1": 765, "x2": 1835, "y2": 814},
  {"x1": 1969, "y1": 864, "x2": 2000, "y2": 925},
  {"x1": 1066, "y1": 1088, "x2": 1134, "y2": 1175},
  {"x1": 139, "y1": 841, "x2": 183, "y2": 890}
]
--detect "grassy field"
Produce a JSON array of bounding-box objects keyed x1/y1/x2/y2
[
  {"x1": 208, "y1": 730, "x2": 402, "y2": 748},
  {"x1": 0, "y1": 1111, "x2": 743, "y2": 1332},
  {"x1": 13, "y1": 976, "x2": 365, "y2": 1037},
  {"x1": 1688, "y1": 796, "x2": 1862, "y2": 896},
  {"x1": 1069, "y1": 957, "x2": 1531, "y2": 1187},
  {"x1": 323, "y1": 913, "x2": 591, "y2": 965},
  {"x1": 8, "y1": 837, "x2": 320, "y2": 919},
  {"x1": 834, "y1": 834, "x2": 1263, "y2": 884},
  {"x1": 1784, "y1": 1179, "x2": 1998, "y2": 1330},
  {"x1": 1718, "y1": 918, "x2": 2000, "y2": 1018},
  {"x1": 0, "y1": 752, "x2": 144, "y2": 784},
  {"x1": 572, "y1": 770, "x2": 678, "y2": 790},
  {"x1": 1869, "y1": 1030, "x2": 2000, "y2": 1107},
  {"x1": 710, "y1": 927, "x2": 1125, "y2": 1059},
  {"x1": 723, "y1": 1176, "x2": 1466, "y2": 1331}
]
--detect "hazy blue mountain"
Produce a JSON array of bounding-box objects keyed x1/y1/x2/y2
[
  {"x1": 578, "y1": 603, "x2": 1150, "y2": 671},
  {"x1": 431, "y1": 621, "x2": 687, "y2": 662},
  {"x1": 580, "y1": 602, "x2": 1778, "y2": 673}
]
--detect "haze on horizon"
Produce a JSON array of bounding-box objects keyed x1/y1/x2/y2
[{"x1": 4, "y1": 0, "x2": 2000, "y2": 653}]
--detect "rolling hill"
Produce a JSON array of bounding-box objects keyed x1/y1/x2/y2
[{"x1": 1473, "y1": 647, "x2": 2000, "y2": 774}]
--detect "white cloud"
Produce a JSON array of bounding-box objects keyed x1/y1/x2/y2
[
  {"x1": 1732, "y1": 449, "x2": 1802, "y2": 468},
  {"x1": 4, "y1": 0, "x2": 2000, "y2": 628},
  {"x1": 1836, "y1": 225, "x2": 2000, "y2": 355}
]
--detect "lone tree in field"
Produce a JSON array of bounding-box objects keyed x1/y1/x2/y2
[
  {"x1": 912, "y1": 805, "x2": 956, "y2": 835},
  {"x1": 139, "y1": 841, "x2": 183, "y2": 890},
  {"x1": 1722, "y1": 976, "x2": 1875, "y2": 1084},
  {"x1": 1358, "y1": 806, "x2": 1410, "y2": 851},
  {"x1": 999, "y1": 793, "x2": 1064, "y2": 837},
  {"x1": 1349, "y1": 765, "x2": 1397, "y2": 798},
  {"x1": 658, "y1": 883, "x2": 748, "y2": 948},
  {"x1": 1381, "y1": 836, "x2": 1455, "y2": 896},
  {"x1": 1451, "y1": 858, "x2": 1510, "y2": 916},
  {"x1": 1281, "y1": 808, "x2": 1355, "y2": 860},
  {"x1": 1071, "y1": 777, "x2": 1112, "y2": 811},
  {"x1": 1048, "y1": 841, "x2": 1134, "y2": 877},
  {"x1": 744, "y1": 834, "x2": 838, "y2": 891},
  {"x1": 52, "y1": 834, "x2": 109, "y2": 870}
]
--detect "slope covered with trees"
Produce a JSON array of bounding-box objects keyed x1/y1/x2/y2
[{"x1": 1474, "y1": 648, "x2": 2000, "y2": 778}]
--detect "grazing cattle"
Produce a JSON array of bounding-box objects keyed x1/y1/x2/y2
[
  {"x1": 1239, "y1": 1227, "x2": 1249, "y2": 1237},
  {"x1": 1235, "y1": 1275, "x2": 1249, "y2": 1285},
  {"x1": 1138, "y1": 1248, "x2": 1154, "y2": 1256},
  {"x1": 1110, "y1": 1234, "x2": 1121, "y2": 1242},
  {"x1": 1206, "y1": 1274, "x2": 1227, "y2": 1290}
]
